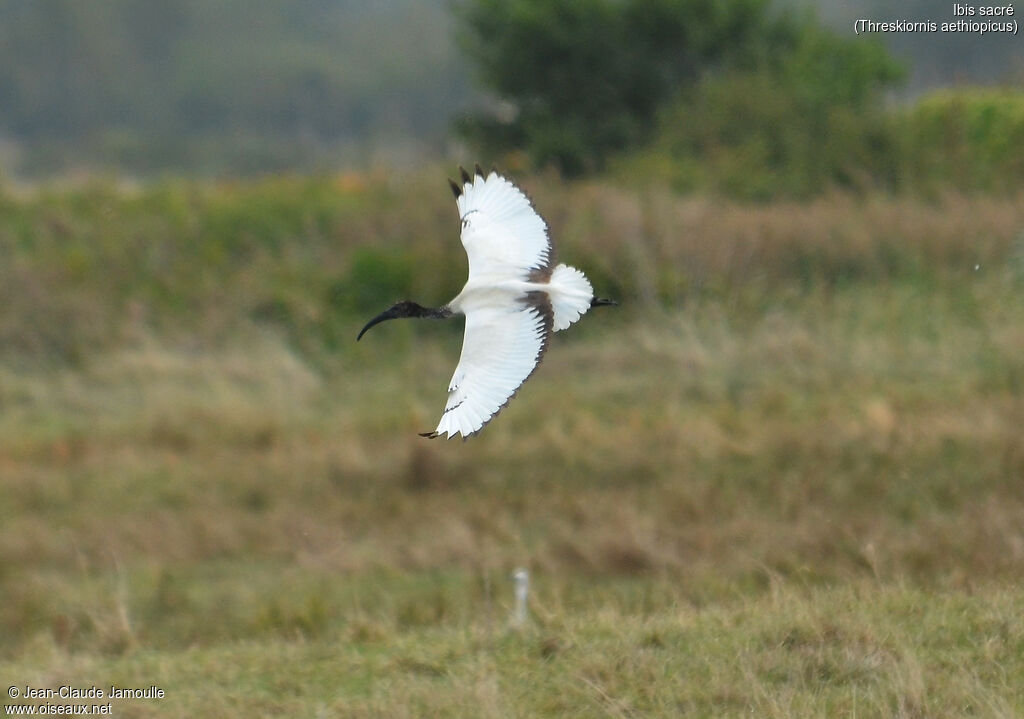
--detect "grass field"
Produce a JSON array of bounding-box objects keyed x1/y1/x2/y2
[{"x1": 1, "y1": 174, "x2": 1023, "y2": 717}]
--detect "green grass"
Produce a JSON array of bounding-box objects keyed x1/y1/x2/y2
[
  {"x1": 5, "y1": 581, "x2": 1022, "y2": 717},
  {"x1": 1, "y1": 175, "x2": 1023, "y2": 716}
]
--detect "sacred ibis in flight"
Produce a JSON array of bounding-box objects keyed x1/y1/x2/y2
[{"x1": 357, "y1": 165, "x2": 617, "y2": 439}]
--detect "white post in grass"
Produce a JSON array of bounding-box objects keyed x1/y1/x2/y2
[{"x1": 512, "y1": 568, "x2": 529, "y2": 628}]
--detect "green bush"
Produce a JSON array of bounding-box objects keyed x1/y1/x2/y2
[
  {"x1": 329, "y1": 247, "x2": 416, "y2": 314},
  {"x1": 628, "y1": 80, "x2": 1024, "y2": 200},
  {"x1": 454, "y1": 0, "x2": 805, "y2": 175},
  {"x1": 896, "y1": 88, "x2": 1024, "y2": 194},
  {"x1": 622, "y1": 28, "x2": 903, "y2": 200}
]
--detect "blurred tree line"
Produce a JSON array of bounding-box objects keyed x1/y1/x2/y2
[
  {"x1": 0, "y1": 0, "x2": 471, "y2": 176},
  {"x1": 454, "y1": 0, "x2": 902, "y2": 178},
  {"x1": 454, "y1": 0, "x2": 1024, "y2": 198},
  {"x1": 0, "y1": 0, "x2": 1021, "y2": 196}
]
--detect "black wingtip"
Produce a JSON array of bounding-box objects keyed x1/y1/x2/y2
[
  {"x1": 474, "y1": 162, "x2": 484, "y2": 178},
  {"x1": 459, "y1": 166, "x2": 471, "y2": 184},
  {"x1": 419, "y1": 431, "x2": 439, "y2": 439},
  {"x1": 448, "y1": 178, "x2": 461, "y2": 199},
  {"x1": 591, "y1": 297, "x2": 619, "y2": 308},
  {"x1": 490, "y1": 163, "x2": 498, "y2": 176}
]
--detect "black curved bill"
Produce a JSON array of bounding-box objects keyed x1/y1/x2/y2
[{"x1": 356, "y1": 308, "x2": 399, "y2": 341}]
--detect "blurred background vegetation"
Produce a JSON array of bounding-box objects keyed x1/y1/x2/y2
[
  {"x1": 2, "y1": 1, "x2": 1023, "y2": 716},
  {"x1": 0, "y1": 0, "x2": 1022, "y2": 193}
]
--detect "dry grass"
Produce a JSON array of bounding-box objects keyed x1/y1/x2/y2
[
  {"x1": 546, "y1": 183, "x2": 1024, "y2": 305},
  {"x1": 1, "y1": 178, "x2": 1023, "y2": 715}
]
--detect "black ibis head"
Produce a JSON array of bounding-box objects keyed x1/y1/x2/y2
[{"x1": 357, "y1": 301, "x2": 452, "y2": 341}]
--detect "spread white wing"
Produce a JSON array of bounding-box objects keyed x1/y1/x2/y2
[
  {"x1": 421, "y1": 168, "x2": 561, "y2": 439},
  {"x1": 454, "y1": 167, "x2": 555, "y2": 281},
  {"x1": 426, "y1": 292, "x2": 552, "y2": 439}
]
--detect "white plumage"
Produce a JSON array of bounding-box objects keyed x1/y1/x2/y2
[
  {"x1": 357, "y1": 166, "x2": 614, "y2": 439},
  {"x1": 455, "y1": 170, "x2": 553, "y2": 279},
  {"x1": 437, "y1": 295, "x2": 550, "y2": 438}
]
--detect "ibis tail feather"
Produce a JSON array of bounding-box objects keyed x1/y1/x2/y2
[{"x1": 548, "y1": 263, "x2": 595, "y2": 332}]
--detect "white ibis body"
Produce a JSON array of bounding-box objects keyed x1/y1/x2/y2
[{"x1": 358, "y1": 166, "x2": 616, "y2": 439}]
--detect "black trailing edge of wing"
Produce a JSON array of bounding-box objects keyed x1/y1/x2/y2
[
  {"x1": 448, "y1": 178, "x2": 462, "y2": 199},
  {"x1": 459, "y1": 166, "x2": 472, "y2": 184}
]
